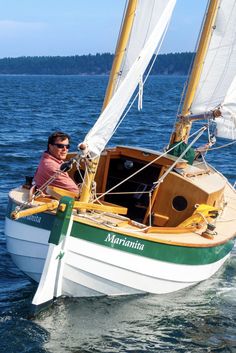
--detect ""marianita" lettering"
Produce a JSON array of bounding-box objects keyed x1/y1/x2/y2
[{"x1": 105, "y1": 233, "x2": 144, "y2": 251}]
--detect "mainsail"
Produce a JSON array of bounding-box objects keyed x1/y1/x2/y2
[
  {"x1": 84, "y1": 0, "x2": 176, "y2": 156},
  {"x1": 189, "y1": 0, "x2": 236, "y2": 140}
]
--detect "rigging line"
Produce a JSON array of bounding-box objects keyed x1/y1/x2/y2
[
  {"x1": 76, "y1": 163, "x2": 85, "y2": 183},
  {"x1": 17, "y1": 159, "x2": 79, "y2": 213},
  {"x1": 93, "y1": 126, "x2": 206, "y2": 203},
  {"x1": 83, "y1": 9, "x2": 174, "y2": 157},
  {"x1": 14, "y1": 168, "x2": 65, "y2": 213},
  {"x1": 148, "y1": 191, "x2": 152, "y2": 227},
  {"x1": 109, "y1": 225, "x2": 150, "y2": 233},
  {"x1": 80, "y1": 212, "x2": 149, "y2": 232},
  {"x1": 172, "y1": 0, "x2": 209, "y2": 126},
  {"x1": 74, "y1": 157, "x2": 85, "y2": 183},
  {"x1": 196, "y1": 150, "x2": 209, "y2": 171},
  {"x1": 207, "y1": 123, "x2": 211, "y2": 143},
  {"x1": 207, "y1": 139, "x2": 236, "y2": 151},
  {"x1": 112, "y1": 11, "x2": 172, "y2": 137},
  {"x1": 80, "y1": 162, "x2": 94, "y2": 194},
  {"x1": 96, "y1": 191, "x2": 150, "y2": 195},
  {"x1": 152, "y1": 126, "x2": 207, "y2": 190},
  {"x1": 32, "y1": 169, "x2": 65, "y2": 198}
]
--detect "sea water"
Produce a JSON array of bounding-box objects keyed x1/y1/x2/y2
[{"x1": 0, "y1": 75, "x2": 235, "y2": 353}]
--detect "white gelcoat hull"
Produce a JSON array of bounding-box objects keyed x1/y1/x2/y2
[
  {"x1": 5, "y1": 217, "x2": 230, "y2": 297},
  {"x1": 62, "y1": 236, "x2": 229, "y2": 296},
  {"x1": 5, "y1": 218, "x2": 49, "y2": 281}
]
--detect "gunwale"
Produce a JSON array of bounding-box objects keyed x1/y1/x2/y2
[{"x1": 7, "y1": 182, "x2": 236, "y2": 249}]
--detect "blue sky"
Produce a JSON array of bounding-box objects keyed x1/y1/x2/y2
[{"x1": 0, "y1": 1, "x2": 208, "y2": 58}]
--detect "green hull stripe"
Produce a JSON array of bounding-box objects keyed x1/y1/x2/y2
[
  {"x1": 71, "y1": 222, "x2": 234, "y2": 265},
  {"x1": 6, "y1": 198, "x2": 53, "y2": 230},
  {"x1": 7, "y1": 199, "x2": 234, "y2": 265}
]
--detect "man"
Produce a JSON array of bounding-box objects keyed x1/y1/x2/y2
[{"x1": 34, "y1": 131, "x2": 79, "y2": 193}]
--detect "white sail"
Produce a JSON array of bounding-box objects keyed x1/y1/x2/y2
[
  {"x1": 84, "y1": 0, "x2": 176, "y2": 156},
  {"x1": 190, "y1": 0, "x2": 236, "y2": 140},
  {"x1": 113, "y1": 0, "x2": 174, "y2": 95}
]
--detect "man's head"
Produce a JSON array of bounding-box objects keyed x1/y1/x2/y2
[{"x1": 47, "y1": 131, "x2": 70, "y2": 161}]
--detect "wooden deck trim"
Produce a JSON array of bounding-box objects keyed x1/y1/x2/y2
[
  {"x1": 100, "y1": 149, "x2": 112, "y2": 196},
  {"x1": 9, "y1": 189, "x2": 235, "y2": 248},
  {"x1": 73, "y1": 213, "x2": 234, "y2": 248}
]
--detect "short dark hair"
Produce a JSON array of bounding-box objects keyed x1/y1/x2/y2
[{"x1": 47, "y1": 131, "x2": 70, "y2": 151}]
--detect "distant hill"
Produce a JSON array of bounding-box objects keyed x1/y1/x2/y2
[{"x1": 0, "y1": 52, "x2": 194, "y2": 75}]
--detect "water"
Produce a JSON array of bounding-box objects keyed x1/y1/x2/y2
[{"x1": 0, "y1": 75, "x2": 235, "y2": 352}]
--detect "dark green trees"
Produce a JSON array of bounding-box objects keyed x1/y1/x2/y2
[{"x1": 0, "y1": 52, "x2": 194, "y2": 75}]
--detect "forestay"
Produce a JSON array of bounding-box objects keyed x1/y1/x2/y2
[
  {"x1": 190, "y1": 0, "x2": 236, "y2": 140},
  {"x1": 84, "y1": 0, "x2": 176, "y2": 157}
]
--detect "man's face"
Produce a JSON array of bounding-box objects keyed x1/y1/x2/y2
[{"x1": 49, "y1": 138, "x2": 70, "y2": 161}]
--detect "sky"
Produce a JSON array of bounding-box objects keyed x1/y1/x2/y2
[{"x1": 0, "y1": 0, "x2": 208, "y2": 58}]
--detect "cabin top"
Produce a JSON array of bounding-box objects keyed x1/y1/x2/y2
[{"x1": 102, "y1": 145, "x2": 188, "y2": 169}]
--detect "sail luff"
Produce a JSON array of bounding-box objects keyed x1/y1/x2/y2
[
  {"x1": 79, "y1": 0, "x2": 138, "y2": 204},
  {"x1": 181, "y1": 0, "x2": 220, "y2": 117},
  {"x1": 85, "y1": 0, "x2": 176, "y2": 156},
  {"x1": 102, "y1": 0, "x2": 138, "y2": 110},
  {"x1": 187, "y1": 0, "x2": 236, "y2": 140},
  {"x1": 79, "y1": 0, "x2": 176, "y2": 203},
  {"x1": 170, "y1": 0, "x2": 220, "y2": 145}
]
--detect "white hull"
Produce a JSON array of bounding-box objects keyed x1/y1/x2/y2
[
  {"x1": 5, "y1": 218, "x2": 49, "y2": 282},
  {"x1": 5, "y1": 217, "x2": 230, "y2": 298},
  {"x1": 63, "y1": 236, "x2": 229, "y2": 296}
]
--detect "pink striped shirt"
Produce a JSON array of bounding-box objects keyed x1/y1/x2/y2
[{"x1": 34, "y1": 152, "x2": 79, "y2": 193}]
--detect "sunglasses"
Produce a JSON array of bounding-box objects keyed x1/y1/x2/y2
[{"x1": 52, "y1": 143, "x2": 70, "y2": 149}]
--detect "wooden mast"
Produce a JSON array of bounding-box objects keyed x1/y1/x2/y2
[
  {"x1": 102, "y1": 0, "x2": 138, "y2": 110},
  {"x1": 170, "y1": 0, "x2": 220, "y2": 144},
  {"x1": 79, "y1": 0, "x2": 138, "y2": 203}
]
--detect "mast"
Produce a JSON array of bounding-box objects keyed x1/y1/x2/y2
[
  {"x1": 170, "y1": 0, "x2": 220, "y2": 144},
  {"x1": 79, "y1": 0, "x2": 138, "y2": 203},
  {"x1": 102, "y1": 0, "x2": 138, "y2": 110}
]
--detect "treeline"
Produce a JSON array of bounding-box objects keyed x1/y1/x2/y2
[{"x1": 0, "y1": 52, "x2": 194, "y2": 75}]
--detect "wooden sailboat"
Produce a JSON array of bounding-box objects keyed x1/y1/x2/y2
[{"x1": 5, "y1": 0, "x2": 236, "y2": 308}]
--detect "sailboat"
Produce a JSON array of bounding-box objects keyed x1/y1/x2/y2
[{"x1": 5, "y1": 0, "x2": 236, "y2": 309}]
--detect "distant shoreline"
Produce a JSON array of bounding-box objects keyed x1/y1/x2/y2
[
  {"x1": 0, "y1": 52, "x2": 194, "y2": 76},
  {"x1": 0, "y1": 73, "x2": 188, "y2": 77}
]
